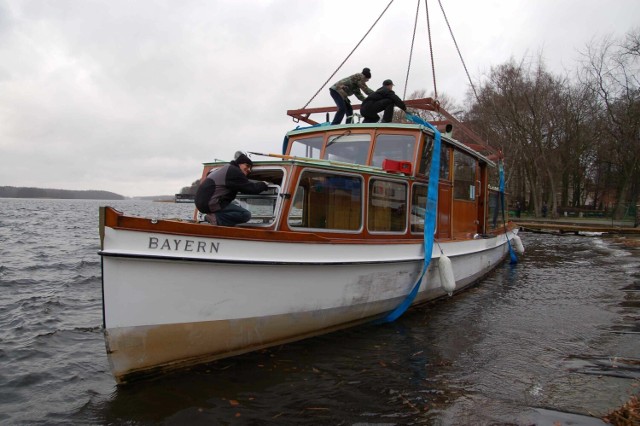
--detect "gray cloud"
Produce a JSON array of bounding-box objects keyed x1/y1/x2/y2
[{"x1": 1, "y1": 0, "x2": 638, "y2": 196}]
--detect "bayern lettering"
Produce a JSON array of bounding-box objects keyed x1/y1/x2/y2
[{"x1": 148, "y1": 237, "x2": 220, "y2": 253}]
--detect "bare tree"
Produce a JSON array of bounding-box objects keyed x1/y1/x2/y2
[
  {"x1": 394, "y1": 89, "x2": 463, "y2": 122},
  {"x1": 180, "y1": 179, "x2": 200, "y2": 195},
  {"x1": 401, "y1": 29, "x2": 639, "y2": 222},
  {"x1": 580, "y1": 29, "x2": 640, "y2": 220},
  {"x1": 555, "y1": 83, "x2": 601, "y2": 209},
  {"x1": 623, "y1": 27, "x2": 640, "y2": 57},
  {"x1": 466, "y1": 57, "x2": 569, "y2": 217}
]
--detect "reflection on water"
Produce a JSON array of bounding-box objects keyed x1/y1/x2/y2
[{"x1": 0, "y1": 199, "x2": 638, "y2": 424}]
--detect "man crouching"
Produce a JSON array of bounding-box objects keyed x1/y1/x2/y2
[{"x1": 195, "y1": 153, "x2": 268, "y2": 226}]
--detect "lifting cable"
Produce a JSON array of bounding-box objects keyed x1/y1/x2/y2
[
  {"x1": 425, "y1": 0, "x2": 438, "y2": 100},
  {"x1": 436, "y1": 0, "x2": 479, "y2": 103},
  {"x1": 402, "y1": 0, "x2": 421, "y2": 100},
  {"x1": 301, "y1": 0, "x2": 395, "y2": 109}
]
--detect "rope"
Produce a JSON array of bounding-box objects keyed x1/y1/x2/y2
[
  {"x1": 436, "y1": 0, "x2": 479, "y2": 103},
  {"x1": 425, "y1": 0, "x2": 437, "y2": 99},
  {"x1": 403, "y1": 0, "x2": 421, "y2": 100},
  {"x1": 301, "y1": 0, "x2": 395, "y2": 109}
]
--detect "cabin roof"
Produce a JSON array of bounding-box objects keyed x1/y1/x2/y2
[
  {"x1": 286, "y1": 122, "x2": 496, "y2": 167},
  {"x1": 286, "y1": 122, "x2": 424, "y2": 137}
]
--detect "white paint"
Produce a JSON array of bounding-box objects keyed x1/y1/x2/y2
[{"x1": 101, "y1": 227, "x2": 518, "y2": 329}]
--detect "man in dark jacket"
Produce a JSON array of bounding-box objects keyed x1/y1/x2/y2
[
  {"x1": 360, "y1": 79, "x2": 407, "y2": 123},
  {"x1": 195, "y1": 153, "x2": 268, "y2": 226}
]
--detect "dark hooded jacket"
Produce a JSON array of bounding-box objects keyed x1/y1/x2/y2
[
  {"x1": 361, "y1": 86, "x2": 406, "y2": 114},
  {"x1": 195, "y1": 161, "x2": 268, "y2": 213}
]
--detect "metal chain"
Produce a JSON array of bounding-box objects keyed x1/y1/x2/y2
[
  {"x1": 301, "y1": 0, "x2": 395, "y2": 109},
  {"x1": 403, "y1": 0, "x2": 421, "y2": 100},
  {"x1": 437, "y1": 0, "x2": 479, "y2": 102},
  {"x1": 425, "y1": 0, "x2": 437, "y2": 100}
]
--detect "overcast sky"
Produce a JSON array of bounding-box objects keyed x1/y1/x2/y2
[{"x1": 1, "y1": 0, "x2": 638, "y2": 197}]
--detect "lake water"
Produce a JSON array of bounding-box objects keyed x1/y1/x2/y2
[{"x1": 0, "y1": 198, "x2": 638, "y2": 425}]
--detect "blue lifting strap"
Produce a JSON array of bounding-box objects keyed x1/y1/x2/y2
[
  {"x1": 377, "y1": 113, "x2": 441, "y2": 323},
  {"x1": 499, "y1": 161, "x2": 518, "y2": 264}
]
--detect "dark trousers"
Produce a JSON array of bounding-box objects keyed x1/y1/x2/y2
[
  {"x1": 215, "y1": 202, "x2": 252, "y2": 227},
  {"x1": 361, "y1": 99, "x2": 395, "y2": 123},
  {"x1": 330, "y1": 89, "x2": 353, "y2": 125}
]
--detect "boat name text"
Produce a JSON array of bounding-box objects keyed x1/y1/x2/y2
[{"x1": 148, "y1": 237, "x2": 220, "y2": 253}]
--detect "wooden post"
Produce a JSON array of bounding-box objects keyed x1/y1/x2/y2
[{"x1": 635, "y1": 203, "x2": 640, "y2": 228}]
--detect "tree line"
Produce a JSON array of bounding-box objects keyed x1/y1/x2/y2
[
  {"x1": 179, "y1": 180, "x2": 200, "y2": 195},
  {"x1": 465, "y1": 28, "x2": 639, "y2": 220},
  {"x1": 0, "y1": 186, "x2": 125, "y2": 200}
]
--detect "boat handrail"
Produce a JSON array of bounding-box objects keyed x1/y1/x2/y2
[{"x1": 249, "y1": 152, "x2": 389, "y2": 174}]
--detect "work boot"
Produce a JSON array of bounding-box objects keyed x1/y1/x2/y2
[{"x1": 205, "y1": 214, "x2": 217, "y2": 225}]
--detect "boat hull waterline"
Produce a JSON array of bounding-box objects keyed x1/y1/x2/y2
[{"x1": 101, "y1": 226, "x2": 518, "y2": 383}]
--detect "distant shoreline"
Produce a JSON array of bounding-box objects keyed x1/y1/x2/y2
[
  {"x1": 0, "y1": 185, "x2": 125, "y2": 200},
  {"x1": 0, "y1": 186, "x2": 172, "y2": 201}
]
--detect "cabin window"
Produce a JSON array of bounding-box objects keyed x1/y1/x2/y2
[
  {"x1": 235, "y1": 168, "x2": 286, "y2": 226},
  {"x1": 289, "y1": 136, "x2": 323, "y2": 159},
  {"x1": 453, "y1": 150, "x2": 477, "y2": 200},
  {"x1": 418, "y1": 136, "x2": 433, "y2": 175},
  {"x1": 371, "y1": 134, "x2": 417, "y2": 168},
  {"x1": 288, "y1": 170, "x2": 362, "y2": 231},
  {"x1": 368, "y1": 179, "x2": 407, "y2": 233},
  {"x1": 323, "y1": 133, "x2": 371, "y2": 165},
  {"x1": 411, "y1": 184, "x2": 428, "y2": 233},
  {"x1": 487, "y1": 190, "x2": 500, "y2": 231},
  {"x1": 440, "y1": 145, "x2": 451, "y2": 180}
]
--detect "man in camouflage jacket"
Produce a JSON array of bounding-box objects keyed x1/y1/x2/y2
[{"x1": 329, "y1": 67, "x2": 373, "y2": 125}]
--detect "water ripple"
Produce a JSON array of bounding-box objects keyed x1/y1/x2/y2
[{"x1": 0, "y1": 200, "x2": 638, "y2": 424}]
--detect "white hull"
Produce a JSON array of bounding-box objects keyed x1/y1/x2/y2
[{"x1": 101, "y1": 227, "x2": 518, "y2": 383}]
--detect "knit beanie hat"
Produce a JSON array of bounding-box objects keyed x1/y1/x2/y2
[
  {"x1": 234, "y1": 153, "x2": 253, "y2": 167},
  {"x1": 362, "y1": 67, "x2": 371, "y2": 79}
]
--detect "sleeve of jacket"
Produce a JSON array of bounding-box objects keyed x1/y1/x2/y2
[
  {"x1": 226, "y1": 168, "x2": 269, "y2": 194},
  {"x1": 356, "y1": 77, "x2": 373, "y2": 100},
  {"x1": 360, "y1": 83, "x2": 374, "y2": 96},
  {"x1": 390, "y1": 91, "x2": 407, "y2": 111}
]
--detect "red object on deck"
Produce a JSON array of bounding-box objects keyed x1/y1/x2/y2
[{"x1": 382, "y1": 159, "x2": 412, "y2": 174}]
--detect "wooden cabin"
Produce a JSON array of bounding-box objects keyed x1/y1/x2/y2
[{"x1": 196, "y1": 121, "x2": 503, "y2": 242}]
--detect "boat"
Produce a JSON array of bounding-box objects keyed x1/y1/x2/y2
[
  {"x1": 98, "y1": 1, "x2": 525, "y2": 383},
  {"x1": 98, "y1": 96, "x2": 522, "y2": 383},
  {"x1": 174, "y1": 193, "x2": 195, "y2": 203}
]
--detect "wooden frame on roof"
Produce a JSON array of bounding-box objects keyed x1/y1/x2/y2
[{"x1": 286, "y1": 97, "x2": 500, "y2": 160}]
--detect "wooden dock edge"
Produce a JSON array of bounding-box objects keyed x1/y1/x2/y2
[{"x1": 516, "y1": 221, "x2": 640, "y2": 235}]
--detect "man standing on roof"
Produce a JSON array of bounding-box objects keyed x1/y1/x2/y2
[
  {"x1": 360, "y1": 79, "x2": 407, "y2": 123},
  {"x1": 195, "y1": 153, "x2": 269, "y2": 227},
  {"x1": 329, "y1": 67, "x2": 374, "y2": 125}
]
